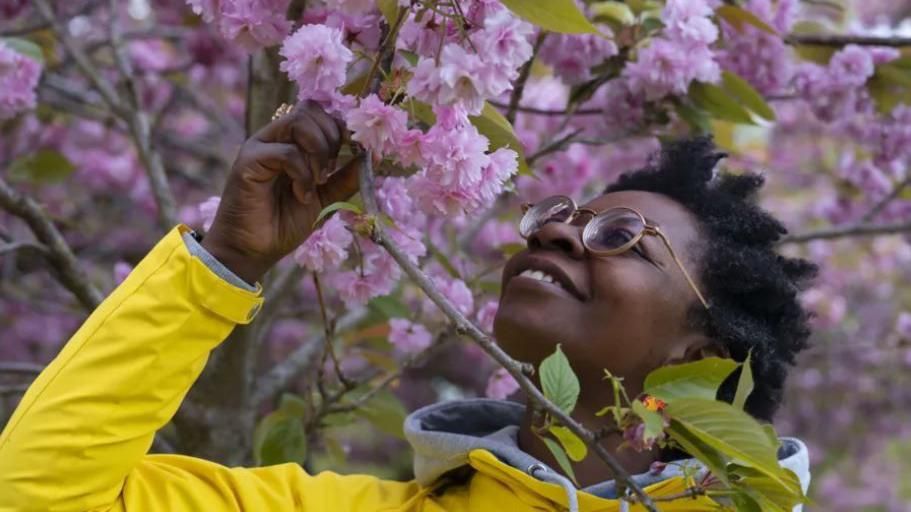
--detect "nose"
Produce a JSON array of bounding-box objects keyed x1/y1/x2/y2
[{"x1": 527, "y1": 222, "x2": 586, "y2": 259}]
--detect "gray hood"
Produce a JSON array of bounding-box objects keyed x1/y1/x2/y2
[{"x1": 404, "y1": 398, "x2": 811, "y2": 511}]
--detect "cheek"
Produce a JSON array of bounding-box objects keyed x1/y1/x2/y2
[{"x1": 574, "y1": 263, "x2": 685, "y2": 376}]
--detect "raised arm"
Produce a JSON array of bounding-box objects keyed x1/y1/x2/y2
[{"x1": 0, "y1": 103, "x2": 371, "y2": 511}]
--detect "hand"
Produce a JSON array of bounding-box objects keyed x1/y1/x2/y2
[{"x1": 201, "y1": 101, "x2": 360, "y2": 284}]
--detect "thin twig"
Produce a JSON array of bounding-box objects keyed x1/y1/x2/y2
[
  {"x1": 0, "y1": 177, "x2": 103, "y2": 310},
  {"x1": 786, "y1": 33, "x2": 911, "y2": 47},
  {"x1": 779, "y1": 220, "x2": 911, "y2": 244},
  {"x1": 357, "y1": 153, "x2": 658, "y2": 511},
  {"x1": 0, "y1": 241, "x2": 49, "y2": 257},
  {"x1": 526, "y1": 129, "x2": 584, "y2": 166},
  {"x1": 861, "y1": 177, "x2": 911, "y2": 223},
  {"x1": 0, "y1": 362, "x2": 44, "y2": 375},
  {"x1": 327, "y1": 333, "x2": 451, "y2": 415},
  {"x1": 492, "y1": 101, "x2": 604, "y2": 117},
  {"x1": 505, "y1": 32, "x2": 547, "y2": 125}
]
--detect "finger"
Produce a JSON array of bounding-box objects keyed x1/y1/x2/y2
[
  {"x1": 289, "y1": 111, "x2": 331, "y2": 183},
  {"x1": 317, "y1": 154, "x2": 363, "y2": 206},
  {"x1": 244, "y1": 142, "x2": 315, "y2": 201},
  {"x1": 252, "y1": 106, "x2": 298, "y2": 143},
  {"x1": 304, "y1": 101, "x2": 342, "y2": 158}
]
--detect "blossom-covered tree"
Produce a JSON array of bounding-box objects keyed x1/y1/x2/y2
[{"x1": 2, "y1": 0, "x2": 911, "y2": 509}]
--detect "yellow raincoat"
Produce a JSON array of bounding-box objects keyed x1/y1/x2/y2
[{"x1": 0, "y1": 226, "x2": 725, "y2": 511}]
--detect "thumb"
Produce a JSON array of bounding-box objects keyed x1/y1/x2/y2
[{"x1": 317, "y1": 154, "x2": 364, "y2": 206}]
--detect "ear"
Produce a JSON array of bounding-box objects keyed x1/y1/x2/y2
[{"x1": 663, "y1": 335, "x2": 729, "y2": 366}]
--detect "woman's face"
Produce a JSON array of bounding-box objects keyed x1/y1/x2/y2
[{"x1": 494, "y1": 190, "x2": 707, "y2": 396}]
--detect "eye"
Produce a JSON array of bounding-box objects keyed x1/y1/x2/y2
[{"x1": 595, "y1": 225, "x2": 636, "y2": 248}]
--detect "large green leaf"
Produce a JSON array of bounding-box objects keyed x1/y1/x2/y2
[
  {"x1": 539, "y1": 433, "x2": 579, "y2": 485},
  {"x1": 470, "y1": 103, "x2": 529, "y2": 175},
  {"x1": 353, "y1": 388, "x2": 408, "y2": 439},
  {"x1": 721, "y1": 71, "x2": 776, "y2": 121},
  {"x1": 549, "y1": 425, "x2": 588, "y2": 462},
  {"x1": 539, "y1": 344, "x2": 580, "y2": 414},
  {"x1": 728, "y1": 463, "x2": 806, "y2": 510},
  {"x1": 253, "y1": 410, "x2": 308, "y2": 466},
  {"x1": 732, "y1": 353, "x2": 755, "y2": 411},
  {"x1": 500, "y1": 0, "x2": 599, "y2": 34},
  {"x1": 715, "y1": 5, "x2": 777, "y2": 35},
  {"x1": 688, "y1": 82, "x2": 756, "y2": 125},
  {"x1": 1, "y1": 37, "x2": 45, "y2": 64},
  {"x1": 8, "y1": 150, "x2": 75, "y2": 185},
  {"x1": 665, "y1": 398, "x2": 790, "y2": 489},
  {"x1": 643, "y1": 357, "x2": 738, "y2": 402},
  {"x1": 666, "y1": 419, "x2": 730, "y2": 486}
]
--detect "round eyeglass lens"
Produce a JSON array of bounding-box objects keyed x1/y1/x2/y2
[
  {"x1": 583, "y1": 208, "x2": 645, "y2": 253},
  {"x1": 519, "y1": 196, "x2": 576, "y2": 238}
]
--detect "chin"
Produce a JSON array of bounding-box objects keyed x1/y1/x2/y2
[{"x1": 493, "y1": 298, "x2": 567, "y2": 366}]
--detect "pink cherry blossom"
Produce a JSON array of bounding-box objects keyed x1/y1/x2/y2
[
  {"x1": 218, "y1": 0, "x2": 292, "y2": 52},
  {"x1": 113, "y1": 261, "x2": 133, "y2": 285},
  {"x1": 475, "y1": 300, "x2": 498, "y2": 333},
  {"x1": 280, "y1": 23, "x2": 354, "y2": 106},
  {"x1": 293, "y1": 215, "x2": 353, "y2": 272},
  {"x1": 485, "y1": 368, "x2": 519, "y2": 399},
  {"x1": 0, "y1": 41, "x2": 42, "y2": 120},
  {"x1": 345, "y1": 94, "x2": 409, "y2": 157},
  {"x1": 388, "y1": 318, "x2": 432, "y2": 354}
]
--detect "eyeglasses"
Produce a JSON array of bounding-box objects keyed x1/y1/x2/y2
[{"x1": 518, "y1": 195, "x2": 709, "y2": 309}]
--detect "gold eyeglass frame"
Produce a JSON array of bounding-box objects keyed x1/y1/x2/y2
[{"x1": 519, "y1": 195, "x2": 710, "y2": 309}]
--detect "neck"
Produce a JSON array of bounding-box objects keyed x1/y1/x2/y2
[{"x1": 516, "y1": 394, "x2": 658, "y2": 488}]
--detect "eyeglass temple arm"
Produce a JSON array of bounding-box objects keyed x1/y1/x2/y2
[{"x1": 653, "y1": 229, "x2": 710, "y2": 309}]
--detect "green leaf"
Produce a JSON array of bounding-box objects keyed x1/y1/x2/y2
[
  {"x1": 721, "y1": 71, "x2": 776, "y2": 121},
  {"x1": 675, "y1": 100, "x2": 712, "y2": 134},
  {"x1": 368, "y1": 296, "x2": 411, "y2": 320},
  {"x1": 538, "y1": 433, "x2": 579, "y2": 486},
  {"x1": 313, "y1": 201, "x2": 361, "y2": 227},
  {"x1": 279, "y1": 393, "x2": 309, "y2": 417},
  {"x1": 539, "y1": 344, "x2": 580, "y2": 414},
  {"x1": 715, "y1": 5, "x2": 778, "y2": 35},
  {"x1": 353, "y1": 389, "x2": 408, "y2": 440},
  {"x1": 732, "y1": 352, "x2": 755, "y2": 411},
  {"x1": 689, "y1": 81, "x2": 756, "y2": 125},
  {"x1": 665, "y1": 398, "x2": 792, "y2": 490},
  {"x1": 1, "y1": 37, "x2": 45, "y2": 64},
  {"x1": 590, "y1": 1, "x2": 635, "y2": 26},
  {"x1": 666, "y1": 419, "x2": 730, "y2": 486},
  {"x1": 253, "y1": 410, "x2": 308, "y2": 466},
  {"x1": 549, "y1": 425, "x2": 588, "y2": 462},
  {"x1": 323, "y1": 434, "x2": 349, "y2": 466},
  {"x1": 728, "y1": 463, "x2": 806, "y2": 510},
  {"x1": 8, "y1": 150, "x2": 75, "y2": 185},
  {"x1": 470, "y1": 102, "x2": 529, "y2": 175},
  {"x1": 377, "y1": 0, "x2": 401, "y2": 25},
  {"x1": 631, "y1": 399, "x2": 665, "y2": 443},
  {"x1": 499, "y1": 0, "x2": 599, "y2": 34},
  {"x1": 643, "y1": 357, "x2": 738, "y2": 402}
]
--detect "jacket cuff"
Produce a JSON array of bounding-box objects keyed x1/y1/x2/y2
[
  {"x1": 176, "y1": 225, "x2": 263, "y2": 324},
  {"x1": 182, "y1": 231, "x2": 259, "y2": 292}
]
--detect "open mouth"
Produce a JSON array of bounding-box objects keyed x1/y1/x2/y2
[{"x1": 509, "y1": 257, "x2": 585, "y2": 301}]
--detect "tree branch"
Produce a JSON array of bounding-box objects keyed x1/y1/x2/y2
[
  {"x1": 492, "y1": 101, "x2": 603, "y2": 117},
  {"x1": 786, "y1": 33, "x2": 911, "y2": 47},
  {"x1": 779, "y1": 220, "x2": 911, "y2": 244},
  {"x1": 861, "y1": 177, "x2": 911, "y2": 223},
  {"x1": 0, "y1": 362, "x2": 44, "y2": 375},
  {"x1": 0, "y1": 177, "x2": 103, "y2": 310},
  {"x1": 34, "y1": 0, "x2": 179, "y2": 227},
  {"x1": 357, "y1": 153, "x2": 658, "y2": 511},
  {"x1": 505, "y1": 31, "x2": 546, "y2": 125}
]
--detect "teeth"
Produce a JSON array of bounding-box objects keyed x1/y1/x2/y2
[{"x1": 519, "y1": 269, "x2": 557, "y2": 284}]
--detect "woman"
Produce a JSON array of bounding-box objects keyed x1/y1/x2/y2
[{"x1": 0, "y1": 102, "x2": 815, "y2": 511}]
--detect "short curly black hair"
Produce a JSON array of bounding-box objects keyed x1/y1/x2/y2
[{"x1": 605, "y1": 136, "x2": 817, "y2": 421}]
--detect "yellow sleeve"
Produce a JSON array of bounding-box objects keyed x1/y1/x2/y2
[{"x1": 0, "y1": 226, "x2": 420, "y2": 512}]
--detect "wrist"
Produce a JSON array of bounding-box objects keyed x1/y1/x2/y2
[{"x1": 200, "y1": 235, "x2": 271, "y2": 285}]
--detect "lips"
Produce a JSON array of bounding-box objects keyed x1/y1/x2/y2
[{"x1": 507, "y1": 253, "x2": 586, "y2": 301}]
